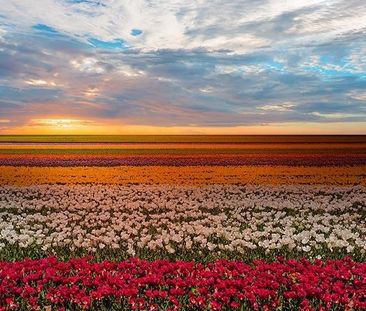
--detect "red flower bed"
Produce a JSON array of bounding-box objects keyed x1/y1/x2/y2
[{"x1": 0, "y1": 257, "x2": 365, "y2": 310}]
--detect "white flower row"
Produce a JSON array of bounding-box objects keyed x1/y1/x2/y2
[{"x1": 0, "y1": 184, "x2": 365, "y2": 256}]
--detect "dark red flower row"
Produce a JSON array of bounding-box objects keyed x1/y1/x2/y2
[
  {"x1": 1, "y1": 257, "x2": 365, "y2": 310},
  {"x1": 0, "y1": 154, "x2": 365, "y2": 167}
]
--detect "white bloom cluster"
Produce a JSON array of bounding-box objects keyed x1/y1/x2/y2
[{"x1": 0, "y1": 184, "x2": 365, "y2": 256}]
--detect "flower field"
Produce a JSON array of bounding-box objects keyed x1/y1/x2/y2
[
  {"x1": 1, "y1": 257, "x2": 365, "y2": 311},
  {"x1": 0, "y1": 136, "x2": 365, "y2": 310},
  {"x1": 1, "y1": 184, "x2": 365, "y2": 261},
  {"x1": 1, "y1": 166, "x2": 366, "y2": 186}
]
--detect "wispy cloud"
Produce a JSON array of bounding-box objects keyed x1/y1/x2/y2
[
  {"x1": 2, "y1": 0, "x2": 366, "y2": 52},
  {"x1": 25, "y1": 79, "x2": 58, "y2": 87},
  {"x1": 258, "y1": 102, "x2": 295, "y2": 112}
]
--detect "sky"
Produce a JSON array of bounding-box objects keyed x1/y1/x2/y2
[{"x1": 0, "y1": 0, "x2": 365, "y2": 134}]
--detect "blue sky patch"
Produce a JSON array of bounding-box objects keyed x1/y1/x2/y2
[
  {"x1": 32, "y1": 24, "x2": 59, "y2": 34},
  {"x1": 131, "y1": 29, "x2": 143, "y2": 36},
  {"x1": 88, "y1": 38, "x2": 128, "y2": 49}
]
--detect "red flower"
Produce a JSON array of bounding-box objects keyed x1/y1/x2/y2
[{"x1": 0, "y1": 256, "x2": 365, "y2": 310}]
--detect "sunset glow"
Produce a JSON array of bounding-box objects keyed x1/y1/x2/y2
[
  {"x1": 32, "y1": 118, "x2": 90, "y2": 128},
  {"x1": 2, "y1": 122, "x2": 366, "y2": 136}
]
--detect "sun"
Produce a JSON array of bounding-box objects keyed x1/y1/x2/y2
[
  {"x1": 30, "y1": 118, "x2": 92, "y2": 131},
  {"x1": 40, "y1": 119, "x2": 83, "y2": 128}
]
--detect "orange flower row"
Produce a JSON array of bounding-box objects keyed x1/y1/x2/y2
[{"x1": 0, "y1": 165, "x2": 365, "y2": 186}]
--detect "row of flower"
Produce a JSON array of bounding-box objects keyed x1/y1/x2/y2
[
  {"x1": 0, "y1": 256, "x2": 365, "y2": 310},
  {"x1": 1, "y1": 166, "x2": 364, "y2": 187},
  {"x1": 0, "y1": 154, "x2": 365, "y2": 166},
  {"x1": 1, "y1": 184, "x2": 365, "y2": 260}
]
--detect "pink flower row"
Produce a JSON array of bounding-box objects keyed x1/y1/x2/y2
[{"x1": 0, "y1": 154, "x2": 365, "y2": 167}]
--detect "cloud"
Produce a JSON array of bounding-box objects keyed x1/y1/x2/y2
[
  {"x1": 0, "y1": 1, "x2": 365, "y2": 133},
  {"x1": 70, "y1": 57, "x2": 106, "y2": 73},
  {"x1": 83, "y1": 87, "x2": 99, "y2": 98},
  {"x1": 310, "y1": 111, "x2": 366, "y2": 122},
  {"x1": 1, "y1": 0, "x2": 365, "y2": 52},
  {"x1": 25, "y1": 79, "x2": 57, "y2": 87},
  {"x1": 348, "y1": 91, "x2": 366, "y2": 101},
  {"x1": 258, "y1": 102, "x2": 295, "y2": 112}
]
